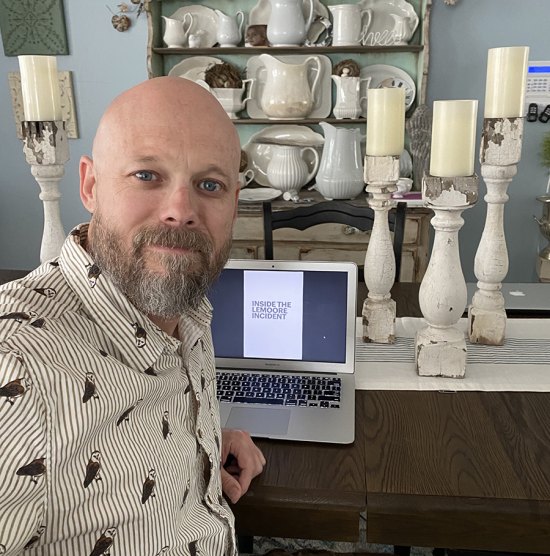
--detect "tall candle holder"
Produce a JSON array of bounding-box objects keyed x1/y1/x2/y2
[
  {"x1": 21, "y1": 120, "x2": 68, "y2": 263},
  {"x1": 362, "y1": 154, "x2": 400, "y2": 344},
  {"x1": 468, "y1": 117, "x2": 524, "y2": 345},
  {"x1": 416, "y1": 174, "x2": 478, "y2": 378}
]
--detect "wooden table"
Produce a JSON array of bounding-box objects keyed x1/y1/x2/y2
[{"x1": 232, "y1": 284, "x2": 550, "y2": 553}]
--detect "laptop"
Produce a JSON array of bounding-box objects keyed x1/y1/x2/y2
[
  {"x1": 466, "y1": 282, "x2": 550, "y2": 315},
  {"x1": 208, "y1": 259, "x2": 357, "y2": 444}
]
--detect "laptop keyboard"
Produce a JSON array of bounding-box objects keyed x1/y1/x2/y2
[{"x1": 216, "y1": 371, "x2": 341, "y2": 409}]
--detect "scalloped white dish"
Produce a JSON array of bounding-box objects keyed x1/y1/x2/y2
[
  {"x1": 358, "y1": 0, "x2": 419, "y2": 46},
  {"x1": 243, "y1": 125, "x2": 324, "y2": 187},
  {"x1": 245, "y1": 54, "x2": 332, "y2": 119},
  {"x1": 359, "y1": 64, "x2": 416, "y2": 115},
  {"x1": 239, "y1": 188, "x2": 282, "y2": 202},
  {"x1": 168, "y1": 56, "x2": 223, "y2": 81},
  {"x1": 170, "y1": 5, "x2": 218, "y2": 48}
]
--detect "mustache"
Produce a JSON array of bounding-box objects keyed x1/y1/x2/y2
[{"x1": 133, "y1": 226, "x2": 213, "y2": 254}]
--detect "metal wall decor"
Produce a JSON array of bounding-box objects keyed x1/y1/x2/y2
[{"x1": 0, "y1": 0, "x2": 69, "y2": 56}]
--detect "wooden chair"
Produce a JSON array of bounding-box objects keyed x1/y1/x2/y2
[{"x1": 262, "y1": 200, "x2": 407, "y2": 283}]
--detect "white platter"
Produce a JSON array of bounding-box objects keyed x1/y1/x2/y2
[
  {"x1": 358, "y1": 0, "x2": 419, "y2": 46},
  {"x1": 243, "y1": 125, "x2": 324, "y2": 188},
  {"x1": 168, "y1": 56, "x2": 223, "y2": 81},
  {"x1": 359, "y1": 63, "x2": 416, "y2": 114},
  {"x1": 239, "y1": 188, "x2": 282, "y2": 202},
  {"x1": 248, "y1": 0, "x2": 329, "y2": 25},
  {"x1": 245, "y1": 54, "x2": 332, "y2": 119},
  {"x1": 170, "y1": 5, "x2": 218, "y2": 48}
]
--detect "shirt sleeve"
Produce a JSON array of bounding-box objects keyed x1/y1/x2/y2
[{"x1": 0, "y1": 349, "x2": 48, "y2": 554}]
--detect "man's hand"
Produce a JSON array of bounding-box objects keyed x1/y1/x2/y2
[{"x1": 221, "y1": 428, "x2": 266, "y2": 504}]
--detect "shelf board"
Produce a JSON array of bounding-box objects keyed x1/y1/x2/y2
[
  {"x1": 154, "y1": 45, "x2": 423, "y2": 55},
  {"x1": 231, "y1": 117, "x2": 367, "y2": 124}
]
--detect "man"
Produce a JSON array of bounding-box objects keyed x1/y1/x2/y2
[{"x1": 0, "y1": 77, "x2": 265, "y2": 555}]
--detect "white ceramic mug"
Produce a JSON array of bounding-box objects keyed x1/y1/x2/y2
[{"x1": 329, "y1": 4, "x2": 372, "y2": 46}]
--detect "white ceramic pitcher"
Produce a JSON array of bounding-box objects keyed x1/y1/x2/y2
[
  {"x1": 315, "y1": 122, "x2": 364, "y2": 200},
  {"x1": 257, "y1": 54, "x2": 322, "y2": 119},
  {"x1": 267, "y1": 0, "x2": 315, "y2": 46},
  {"x1": 267, "y1": 145, "x2": 320, "y2": 199},
  {"x1": 215, "y1": 9, "x2": 245, "y2": 47},
  {"x1": 162, "y1": 14, "x2": 193, "y2": 48},
  {"x1": 331, "y1": 75, "x2": 371, "y2": 119}
]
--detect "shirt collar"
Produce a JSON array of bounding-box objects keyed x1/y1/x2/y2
[{"x1": 58, "y1": 224, "x2": 212, "y2": 373}]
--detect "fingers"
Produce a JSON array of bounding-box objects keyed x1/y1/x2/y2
[
  {"x1": 221, "y1": 467, "x2": 242, "y2": 504},
  {"x1": 220, "y1": 428, "x2": 266, "y2": 503}
]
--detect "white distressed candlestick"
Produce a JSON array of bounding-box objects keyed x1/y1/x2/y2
[
  {"x1": 21, "y1": 121, "x2": 68, "y2": 263},
  {"x1": 362, "y1": 155, "x2": 400, "y2": 344},
  {"x1": 468, "y1": 117, "x2": 524, "y2": 345},
  {"x1": 416, "y1": 174, "x2": 478, "y2": 378}
]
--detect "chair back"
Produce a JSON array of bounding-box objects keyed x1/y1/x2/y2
[{"x1": 262, "y1": 200, "x2": 406, "y2": 282}]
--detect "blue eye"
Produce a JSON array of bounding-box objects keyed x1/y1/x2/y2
[
  {"x1": 134, "y1": 170, "x2": 156, "y2": 182},
  {"x1": 199, "y1": 180, "x2": 222, "y2": 193}
]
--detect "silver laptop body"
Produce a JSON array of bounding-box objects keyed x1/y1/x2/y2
[
  {"x1": 209, "y1": 259, "x2": 357, "y2": 444},
  {"x1": 467, "y1": 282, "x2": 550, "y2": 314}
]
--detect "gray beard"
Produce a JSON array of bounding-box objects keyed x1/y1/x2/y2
[{"x1": 87, "y1": 215, "x2": 232, "y2": 320}]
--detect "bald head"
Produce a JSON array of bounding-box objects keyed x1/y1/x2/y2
[{"x1": 92, "y1": 76, "x2": 240, "y2": 173}]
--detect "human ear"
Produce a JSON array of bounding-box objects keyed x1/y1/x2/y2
[{"x1": 79, "y1": 156, "x2": 97, "y2": 213}]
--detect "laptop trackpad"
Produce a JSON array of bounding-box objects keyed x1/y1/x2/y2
[{"x1": 226, "y1": 407, "x2": 291, "y2": 436}]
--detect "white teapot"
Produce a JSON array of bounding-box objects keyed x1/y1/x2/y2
[{"x1": 256, "y1": 54, "x2": 322, "y2": 119}]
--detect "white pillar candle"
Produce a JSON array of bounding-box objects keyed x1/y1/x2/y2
[
  {"x1": 366, "y1": 88, "x2": 405, "y2": 156},
  {"x1": 430, "y1": 100, "x2": 478, "y2": 178},
  {"x1": 484, "y1": 46, "x2": 529, "y2": 118},
  {"x1": 18, "y1": 55, "x2": 62, "y2": 121}
]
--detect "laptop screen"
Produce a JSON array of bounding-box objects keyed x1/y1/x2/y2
[{"x1": 208, "y1": 260, "x2": 357, "y2": 372}]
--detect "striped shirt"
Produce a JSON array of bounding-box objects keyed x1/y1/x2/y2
[{"x1": 0, "y1": 224, "x2": 236, "y2": 556}]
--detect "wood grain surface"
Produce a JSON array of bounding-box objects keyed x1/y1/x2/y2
[{"x1": 364, "y1": 390, "x2": 550, "y2": 551}]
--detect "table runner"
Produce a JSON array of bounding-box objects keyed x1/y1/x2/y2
[{"x1": 354, "y1": 317, "x2": 550, "y2": 391}]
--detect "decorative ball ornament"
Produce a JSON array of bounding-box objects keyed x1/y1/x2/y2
[{"x1": 112, "y1": 14, "x2": 131, "y2": 32}]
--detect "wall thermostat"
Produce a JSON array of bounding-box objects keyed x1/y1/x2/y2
[{"x1": 526, "y1": 61, "x2": 550, "y2": 107}]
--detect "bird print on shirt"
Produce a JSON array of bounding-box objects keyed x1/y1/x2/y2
[
  {"x1": 155, "y1": 547, "x2": 170, "y2": 556},
  {"x1": 89, "y1": 527, "x2": 116, "y2": 556},
  {"x1": 86, "y1": 264, "x2": 101, "y2": 288},
  {"x1": 16, "y1": 457, "x2": 46, "y2": 484},
  {"x1": 83, "y1": 451, "x2": 102, "y2": 488},
  {"x1": 0, "y1": 376, "x2": 32, "y2": 405},
  {"x1": 189, "y1": 540, "x2": 199, "y2": 556},
  {"x1": 162, "y1": 411, "x2": 171, "y2": 439},
  {"x1": 141, "y1": 469, "x2": 156, "y2": 503},
  {"x1": 132, "y1": 323, "x2": 147, "y2": 348},
  {"x1": 116, "y1": 398, "x2": 143, "y2": 426},
  {"x1": 181, "y1": 478, "x2": 190, "y2": 508},
  {"x1": 82, "y1": 372, "x2": 99, "y2": 403},
  {"x1": 23, "y1": 525, "x2": 46, "y2": 549},
  {"x1": 34, "y1": 287, "x2": 57, "y2": 298},
  {"x1": 29, "y1": 318, "x2": 46, "y2": 329},
  {"x1": 0, "y1": 310, "x2": 37, "y2": 323}
]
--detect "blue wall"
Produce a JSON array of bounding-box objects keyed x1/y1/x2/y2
[{"x1": 1, "y1": 0, "x2": 549, "y2": 281}]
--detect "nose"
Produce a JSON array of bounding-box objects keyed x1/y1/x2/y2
[{"x1": 158, "y1": 185, "x2": 199, "y2": 228}]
